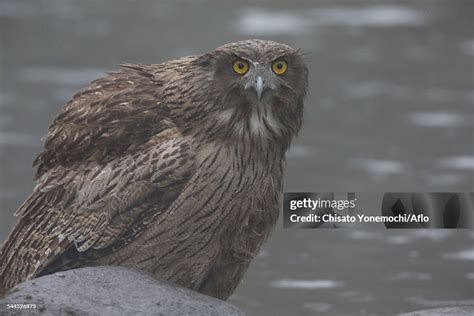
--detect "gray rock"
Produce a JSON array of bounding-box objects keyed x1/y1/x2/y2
[
  {"x1": 0, "y1": 266, "x2": 246, "y2": 316},
  {"x1": 398, "y1": 306, "x2": 474, "y2": 316}
]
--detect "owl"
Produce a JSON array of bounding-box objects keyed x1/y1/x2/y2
[{"x1": 0, "y1": 39, "x2": 308, "y2": 299}]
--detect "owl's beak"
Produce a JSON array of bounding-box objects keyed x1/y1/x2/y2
[{"x1": 255, "y1": 76, "x2": 264, "y2": 100}]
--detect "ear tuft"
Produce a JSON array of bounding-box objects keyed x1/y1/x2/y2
[{"x1": 193, "y1": 53, "x2": 213, "y2": 67}]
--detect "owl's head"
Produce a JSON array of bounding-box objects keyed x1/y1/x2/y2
[
  {"x1": 189, "y1": 39, "x2": 308, "y2": 151},
  {"x1": 206, "y1": 39, "x2": 308, "y2": 101}
]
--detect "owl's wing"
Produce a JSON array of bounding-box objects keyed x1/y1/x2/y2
[
  {"x1": 33, "y1": 64, "x2": 171, "y2": 178},
  {"x1": 0, "y1": 65, "x2": 195, "y2": 293}
]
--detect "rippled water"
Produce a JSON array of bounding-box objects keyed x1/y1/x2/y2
[
  {"x1": 237, "y1": 5, "x2": 427, "y2": 35},
  {"x1": 1, "y1": 0, "x2": 473, "y2": 315}
]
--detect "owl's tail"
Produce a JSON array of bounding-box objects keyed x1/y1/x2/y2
[{"x1": 0, "y1": 195, "x2": 65, "y2": 296}]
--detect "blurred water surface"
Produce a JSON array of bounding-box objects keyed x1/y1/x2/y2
[{"x1": 1, "y1": 0, "x2": 473, "y2": 315}]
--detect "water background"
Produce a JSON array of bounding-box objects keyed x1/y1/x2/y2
[{"x1": 1, "y1": 0, "x2": 473, "y2": 315}]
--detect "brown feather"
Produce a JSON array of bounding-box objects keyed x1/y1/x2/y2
[{"x1": 0, "y1": 39, "x2": 308, "y2": 299}]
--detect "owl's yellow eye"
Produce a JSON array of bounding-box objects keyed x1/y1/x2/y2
[
  {"x1": 233, "y1": 59, "x2": 249, "y2": 75},
  {"x1": 272, "y1": 60, "x2": 288, "y2": 75}
]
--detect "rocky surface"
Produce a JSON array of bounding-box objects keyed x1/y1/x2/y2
[
  {"x1": 398, "y1": 306, "x2": 474, "y2": 316},
  {"x1": 0, "y1": 266, "x2": 246, "y2": 316}
]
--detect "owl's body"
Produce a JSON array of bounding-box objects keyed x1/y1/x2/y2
[{"x1": 0, "y1": 39, "x2": 308, "y2": 299}]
